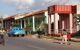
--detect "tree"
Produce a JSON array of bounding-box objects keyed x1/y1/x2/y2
[
  {"x1": 77, "y1": 14, "x2": 80, "y2": 23},
  {"x1": 76, "y1": 14, "x2": 80, "y2": 30},
  {"x1": 0, "y1": 18, "x2": 3, "y2": 29}
]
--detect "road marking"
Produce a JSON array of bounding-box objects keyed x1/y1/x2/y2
[{"x1": 28, "y1": 45, "x2": 46, "y2": 50}]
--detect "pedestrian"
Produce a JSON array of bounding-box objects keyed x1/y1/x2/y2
[
  {"x1": 0, "y1": 29, "x2": 5, "y2": 45},
  {"x1": 61, "y1": 29, "x2": 68, "y2": 45},
  {"x1": 67, "y1": 32, "x2": 71, "y2": 45}
]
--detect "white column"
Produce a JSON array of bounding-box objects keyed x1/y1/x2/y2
[
  {"x1": 77, "y1": 25, "x2": 79, "y2": 31},
  {"x1": 62, "y1": 20, "x2": 65, "y2": 30},
  {"x1": 20, "y1": 19, "x2": 22, "y2": 29},
  {"x1": 48, "y1": 15, "x2": 51, "y2": 34},
  {"x1": 24, "y1": 19, "x2": 26, "y2": 28},
  {"x1": 69, "y1": 13, "x2": 73, "y2": 33},
  {"x1": 32, "y1": 16, "x2": 35, "y2": 31},
  {"x1": 54, "y1": 13, "x2": 59, "y2": 34},
  {"x1": 44, "y1": 11, "x2": 48, "y2": 24}
]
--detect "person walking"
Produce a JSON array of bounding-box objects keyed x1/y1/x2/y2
[
  {"x1": 0, "y1": 29, "x2": 5, "y2": 45},
  {"x1": 61, "y1": 29, "x2": 68, "y2": 45},
  {"x1": 67, "y1": 32, "x2": 71, "y2": 45}
]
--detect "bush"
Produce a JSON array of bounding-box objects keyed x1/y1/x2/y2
[
  {"x1": 77, "y1": 30, "x2": 80, "y2": 36},
  {"x1": 36, "y1": 30, "x2": 45, "y2": 35},
  {"x1": 71, "y1": 30, "x2": 80, "y2": 37},
  {"x1": 31, "y1": 31, "x2": 37, "y2": 35}
]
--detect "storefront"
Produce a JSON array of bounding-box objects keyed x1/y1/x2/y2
[{"x1": 48, "y1": 5, "x2": 77, "y2": 34}]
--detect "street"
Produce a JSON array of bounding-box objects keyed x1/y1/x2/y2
[{"x1": 0, "y1": 36, "x2": 79, "y2": 50}]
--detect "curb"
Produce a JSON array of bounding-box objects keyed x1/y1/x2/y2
[
  {"x1": 53, "y1": 37, "x2": 80, "y2": 42},
  {"x1": 26, "y1": 35, "x2": 80, "y2": 42},
  {"x1": 71, "y1": 38, "x2": 80, "y2": 42}
]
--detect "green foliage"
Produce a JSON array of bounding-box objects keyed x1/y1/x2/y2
[
  {"x1": 12, "y1": 24, "x2": 20, "y2": 27},
  {"x1": 0, "y1": 18, "x2": 3, "y2": 23},
  {"x1": 26, "y1": 23, "x2": 33, "y2": 27},
  {"x1": 77, "y1": 14, "x2": 80, "y2": 17},
  {"x1": 77, "y1": 14, "x2": 80, "y2": 21},
  {"x1": 71, "y1": 30, "x2": 80, "y2": 37}
]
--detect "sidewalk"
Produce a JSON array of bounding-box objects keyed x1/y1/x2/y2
[
  {"x1": 26, "y1": 34, "x2": 80, "y2": 42},
  {"x1": 53, "y1": 36, "x2": 80, "y2": 42},
  {"x1": 71, "y1": 37, "x2": 80, "y2": 42},
  {"x1": 25, "y1": 35, "x2": 80, "y2": 47}
]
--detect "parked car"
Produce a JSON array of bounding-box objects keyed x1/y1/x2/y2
[{"x1": 8, "y1": 27, "x2": 26, "y2": 37}]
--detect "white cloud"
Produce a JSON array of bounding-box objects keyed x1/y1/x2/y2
[
  {"x1": 3, "y1": 15, "x2": 9, "y2": 18},
  {"x1": 44, "y1": 0, "x2": 80, "y2": 5},
  {"x1": 44, "y1": 0, "x2": 50, "y2": 1},
  {"x1": 3, "y1": 0, "x2": 34, "y2": 6},
  {"x1": 2, "y1": 0, "x2": 80, "y2": 15},
  {"x1": 22, "y1": 0, "x2": 34, "y2": 5},
  {"x1": 66, "y1": 0, "x2": 80, "y2": 5},
  {"x1": 3, "y1": 0, "x2": 34, "y2": 4},
  {"x1": 3, "y1": 0, "x2": 19, "y2": 4},
  {"x1": 3, "y1": 0, "x2": 80, "y2": 9},
  {"x1": 2, "y1": 0, "x2": 35, "y2": 10}
]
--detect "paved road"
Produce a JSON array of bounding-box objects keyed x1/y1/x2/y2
[{"x1": 0, "y1": 37, "x2": 80, "y2": 50}]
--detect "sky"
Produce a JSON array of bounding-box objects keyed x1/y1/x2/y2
[{"x1": 0, "y1": 0, "x2": 80, "y2": 18}]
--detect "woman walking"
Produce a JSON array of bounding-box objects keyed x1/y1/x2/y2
[{"x1": 61, "y1": 29, "x2": 68, "y2": 45}]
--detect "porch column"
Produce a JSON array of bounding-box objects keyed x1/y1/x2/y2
[
  {"x1": 44, "y1": 11, "x2": 48, "y2": 24},
  {"x1": 48, "y1": 15, "x2": 51, "y2": 34},
  {"x1": 69, "y1": 13, "x2": 73, "y2": 33},
  {"x1": 20, "y1": 19, "x2": 23, "y2": 29},
  {"x1": 32, "y1": 16, "x2": 36, "y2": 31},
  {"x1": 54, "y1": 13, "x2": 59, "y2": 34},
  {"x1": 24, "y1": 19, "x2": 26, "y2": 28},
  {"x1": 62, "y1": 20, "x2": 65, "y2": 30}
]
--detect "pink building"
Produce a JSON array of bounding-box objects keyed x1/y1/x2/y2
[{"x1": 48, "y1": 5, "x2": 77, "y2": 34}]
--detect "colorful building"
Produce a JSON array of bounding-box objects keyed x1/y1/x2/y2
[
  {"x1": 3, "y1": 5, "x2": 78, "y2": 35},
  {"x1": 3, "y1": 10, "x2": 48, "y2": 33},
  {"x1": 48, "y1": 5, "x2": 77, "y2": 34}
]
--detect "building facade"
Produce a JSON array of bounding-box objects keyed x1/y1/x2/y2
[
  {"x1": 3, "y1": 5, "x2": 78, "y2": 35},
  {"x1": 48, "y1": 5, "x2": 77, "y2": 34}
]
